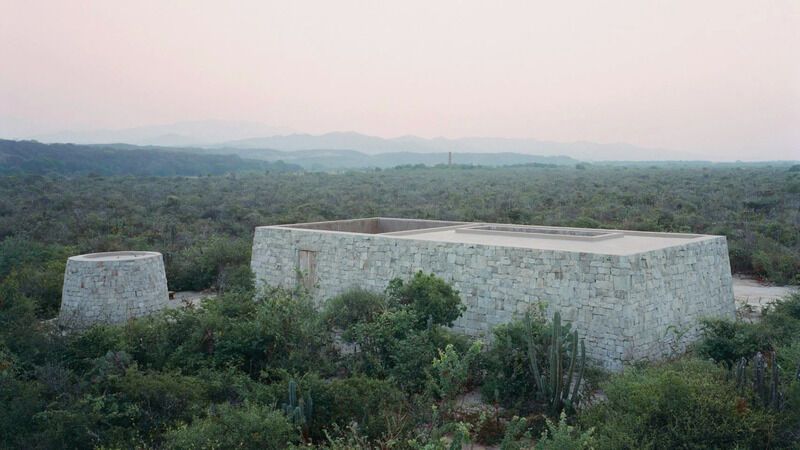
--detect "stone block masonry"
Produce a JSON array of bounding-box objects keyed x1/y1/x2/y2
[
  {"x1": 59, "y1": 251, "x2": 169, "y2": 329},
  {"x1": 251, "y1": 218, "x2": 735, "y2": 370}
]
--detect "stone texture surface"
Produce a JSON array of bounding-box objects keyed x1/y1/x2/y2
[
  {"x1": 59, "y1": 252, "x2": 169, "y2": 329},
  {"x1": 251, "y1": 226, "x2": 735, "y2": 370}
]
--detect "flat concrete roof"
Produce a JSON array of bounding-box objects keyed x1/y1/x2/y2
[
  {"x1": 269, "y1": 218, "x2": 718, "y2": 256},
  {"x1": 70, "y1": 251, "x2": 162, "y2": 262}
]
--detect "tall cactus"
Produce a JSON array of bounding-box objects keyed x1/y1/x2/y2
[
  {"x1": 735, "y1": 351, "x2": 785, "y2": 411},
  {"x1": 527, "y1": 311, "x2": 586, "y2": 415},
  {"x1": 282, "y1": 379, "x2": 313, "y2": 430}
]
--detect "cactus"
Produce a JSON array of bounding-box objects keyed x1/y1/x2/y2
[
  {"x1": 735, "y1": 356, "x2": 748, "y2": 390},
  {"x1": 769, "y1": 352, "x2": 780, "y2": 409},
  {"x1": 527, "y1": 311, "x2": 586, "y2": 416},
  {"x1": 795, "y1": 359, "x2": 800, "y2": 382},
  {"x1": 282, "y1": 379, "x2": 313, "y2": 429},
  {"x1": 735, "y1": 351, "x2": 785, "y2": 411}
]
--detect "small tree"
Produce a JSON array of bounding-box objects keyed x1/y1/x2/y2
[
  {"x1": 428, "y1": 341, "x2": 483, "y2": 409},
  {"x1": 386, "y1": 271, "x2": 466, "y2": 328}
]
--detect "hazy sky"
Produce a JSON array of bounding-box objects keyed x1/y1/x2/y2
[{"x1": 1, "y1": 0, "x2": 798, "y2": 160}]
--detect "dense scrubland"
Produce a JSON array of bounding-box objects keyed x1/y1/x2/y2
[
  {"x1": 1, "y1": 163, "x2": 799, "y2": 448},
  {"x1": 0, "y1": 140, "x2": 301, "y2": 176}
]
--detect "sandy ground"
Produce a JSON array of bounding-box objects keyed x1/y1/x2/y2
[
  {"x1": 167, "y1": 290, "x2": 215, "y2": 308},
  {"x1": 732, "y1": 275, "x2": 797, "y2": 320}
]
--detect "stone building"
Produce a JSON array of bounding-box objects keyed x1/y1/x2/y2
[
  {"x1": 59, "y1": 251, "x2": 169, "y2": 329},
  {"x1": 251, "y1": 218, "x2": 735, "y2": 369}
]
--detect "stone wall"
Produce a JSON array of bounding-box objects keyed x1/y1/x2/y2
[
  {"x1": 251, "y1": 227, "x2": 735, "y2": 370},
  {"x1": 59, "y1": 252, "x2": 170, "y2": 329}
]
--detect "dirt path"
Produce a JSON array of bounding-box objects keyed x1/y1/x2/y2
[
  {"x1": 733, "y1": 275, "x2": 797, "y2": 320},
  {"x1": 167, "y1": 290, "x2": 215, "y2": 308}
]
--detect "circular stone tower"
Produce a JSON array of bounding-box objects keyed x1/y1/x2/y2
[{"x1": 59, "y1": 251, "x2": 169, "y2": 329}]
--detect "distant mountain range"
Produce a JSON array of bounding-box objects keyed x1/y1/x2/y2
[
  {"x1": 31, "y1": 120, "x2": 294, "y2": 148},
  {"x1": 216, "y1": 133, "x2": 694, "y2": 161},
  {"x1": 21, "y1": 120, "x2": 697, "y2": 161}
]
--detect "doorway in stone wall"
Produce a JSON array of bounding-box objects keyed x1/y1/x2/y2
[{"x1": 298, "y1": 249, "x2": 317, "y2": 291}]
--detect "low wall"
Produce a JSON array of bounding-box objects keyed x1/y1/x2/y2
[{"x1": 251, "y1": 227, "x2": 735, "y2": 370}]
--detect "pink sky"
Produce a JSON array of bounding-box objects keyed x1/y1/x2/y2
[{"x1": 1, "y1": 0, "x2": 798, "y2": 160}]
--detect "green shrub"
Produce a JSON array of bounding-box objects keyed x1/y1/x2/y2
[
  {"x1": 167, "y1": 237, "x2": 252, "y2": 291},
  {"x1": 196, "y1": 367, "x2": 276, "y2": 406},
  {"x1": 694, "y1": 294, "x2": 800, "y2": 446},
  {"x1": 386, "y1": 271, "x2": 466, "y2": 328},
  {"x1": 0, "y1": 237, "x2": 72, "y2": 281},
  {"x1": 393, "y1": 327, "x2": 471, "y2": 394},
  {"x1": 218, "y1": 290, "x2": 334, "y2": 377},
  {"x1": 321, "y1": 375, "x2": 408, "y2": 442},
  {"x1": 215, "y1": 264, "x2": 255, "y2": 294},
  {"x1": 480, "y1": 314, "x2": 548, "y2": 410},
  {"x1": 698, "y1": 294, "x2": 800, "y2": 368},
  {"x1": 580, "y1": 358, "x2": 778, "y2": 449},
  {"x1": 347, "y1": 308, "x2": 419, "y2": 371},
  {"x1": 770, "y1": 293, "x2": 800, "y2": 319},
  {"x1": 696, "y1": 319, "x2": 769, "y2": 369},
  {"x1": 340, "y1": 274, "x2": 469, "y2": 392},
  {"x1": 347, "y1": 308, "x2": 469, "y2": 393},
  {"x1": 0, "y1": 375, "x2": 46, "y2": 449},
  {"x1": 0, "y1": 280, "x2": 52, "y2": 368},
  {"x1": 165, "y1": 402, "x2": 299, "y2": 449},
  {"x1": 114, "y1": 290, "x2": 334, "y2": 377},
  {"x1": 760, "y1": 294, "x2": 800, "y2": 343},
  {"x1": 22, "y1": 356, "x2": 196, "y2": 449},
  {"x1": 3, "y1": 259, "x2": 66, "y2": 318},
  {"x1": 534, "y1": 412, "x2": 594, "y2": 450},
  {"x1": 751, "y1": 247, "x2": 800, "y2": 285},
  {"x1": 428, "y1": 341, "x2": 483, "y2": 404},
  {"x1": 264, "y1": 373, "x2": 407, "y2": 443},
  {"x1": 323, "y1": 288, "x2": 386, "y2": 330},
  {"x1": 0, "y1": 238, "x2": 72, "y2": 318},
  {"x1": 498, "y1": 416, "x2": 534, "y2": 450},
  {"x1": 111, "y1": 368, "x2": 205, "y2": 441},
  {"x1": 781, "y1": 377, "x2": 800, "y2": 444},
  {"x1": 65, "y1": 325, "x2": 126, "y2": 371},
  {"x1": 122, "y1": 311, "x2": 184, "y2": 371},
  {"x1": 29, "y1": 392, "x2": 146, "y2": 449},
  {"x1": 770, "y1": 341, "x2": 800, "y2": 443}
]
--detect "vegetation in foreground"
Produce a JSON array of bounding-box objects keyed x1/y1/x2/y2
[{"x1": 2, "y1": 268, "x2": 799, "y2": 448}]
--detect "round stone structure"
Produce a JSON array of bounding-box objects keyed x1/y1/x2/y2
[{"x1": 59, "y1": 251, "x2": 169, "y2": 329}]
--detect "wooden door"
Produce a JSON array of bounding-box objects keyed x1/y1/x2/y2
[{"x1": 298, "y1": 249, "x2": 317, "y2": 290}]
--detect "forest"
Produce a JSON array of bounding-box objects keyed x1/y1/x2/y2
[{"x1": 1, "y1": 162, "x2": 799, "y2": 448}]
